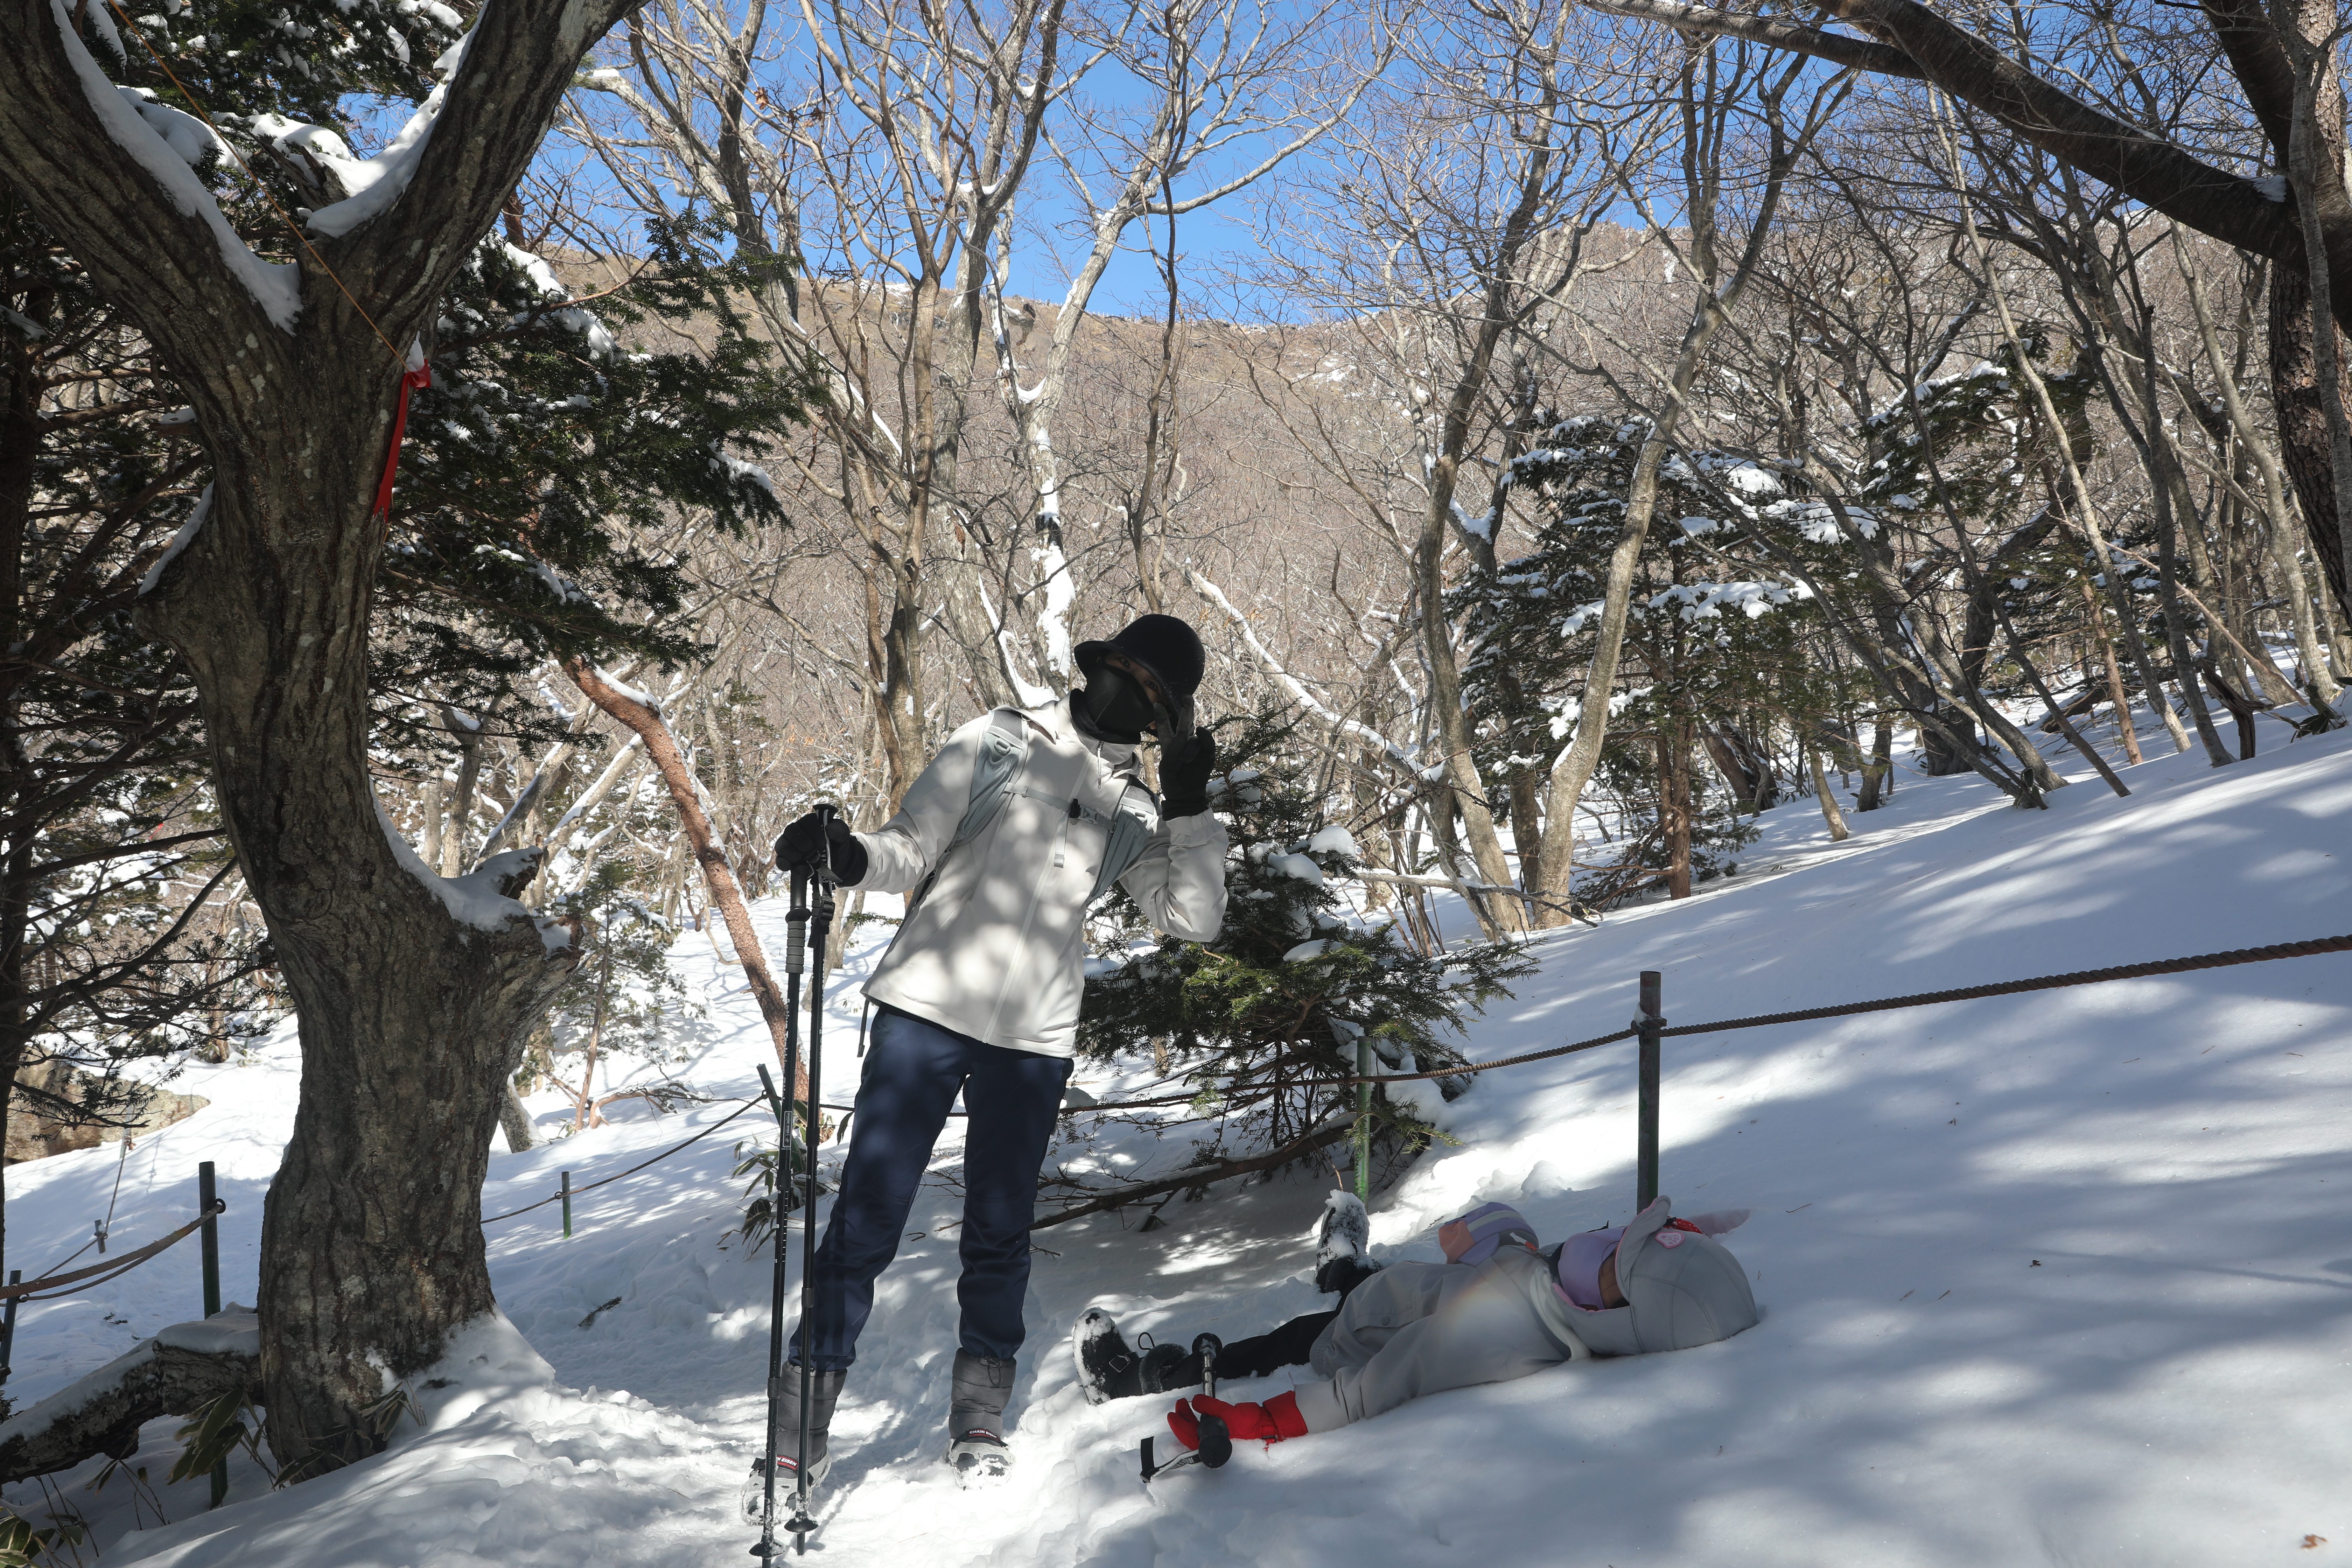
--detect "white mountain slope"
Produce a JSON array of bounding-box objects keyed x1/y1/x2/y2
[{"x1": 1, "y1": 719, "x2": 2345, "y2": 1565}]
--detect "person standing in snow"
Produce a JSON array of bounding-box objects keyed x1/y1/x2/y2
[
  {"x1": 1074, "y1": 1195, "x2": 1756, "y2": 1446},
  {"x1": 762, "y1": 614, "x2": 1227, "y2": 1490}
]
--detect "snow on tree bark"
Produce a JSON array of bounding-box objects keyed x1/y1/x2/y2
[{"x1": 0, "y1": 0, "x2": 644, "y2": 1478}]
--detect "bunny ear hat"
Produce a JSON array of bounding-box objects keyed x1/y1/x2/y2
[{"x1": 1569, "y1": 1196, "x2": 1761, "y2": 1357}]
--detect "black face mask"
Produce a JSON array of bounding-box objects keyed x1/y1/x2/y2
[{"x1": 1074, "y1": 665, "x2": 1156, "y2": 743}]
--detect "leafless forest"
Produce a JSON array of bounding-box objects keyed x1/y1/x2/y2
[
  {"x1": 20, "y1": 0, "x2": 2352, "y2": 1114},
  {"x1": 11, "y1": 0, "x2": 2352, "y2": 1477},
  {"x1": 428, "y1": 0, "x2": 2352, "y2": 966}
]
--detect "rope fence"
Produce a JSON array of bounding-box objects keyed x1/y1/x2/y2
[
  {"x1": 481, "y1": 1094, "x2": 767, "y2": 1225},
  {"x1": 1064, "y1": 929, "x2": 2352, "y2": 1112},
  {"x1": 0, "y1": 1202, "x2": 223, "y2": 1306},
  {"x1": 474, "y1": 929, "x2": 2352, "y2": 1228}
]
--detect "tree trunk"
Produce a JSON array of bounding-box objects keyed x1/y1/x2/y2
[
  {"x1": 2198, "y1": 658, "x2": 2262, "y2": 758},
  {"x1": 1699, "y1": 724, "x2": 1774, "y2": 811},
  {"x1": 1856, "y1": 716, "x2": 1893, "y2": 811},
  {"x1": 1659, "y1": 720, "x2": 1694, "y2": 900},
  {"x1": 0, "y1": 0, "x2": 643, "y2": 1477},
  {"x1": 2269, "y1": 264, "x2": 2352, "y2": 615},
  {"x1": 139, "y1": 446, "x2": 582, "y2": 1477},
  {"x1": 572, "y1": 939, "x2": 610, "y2": 1133},
  {"x1": 2085, "y1": 577, "x2": 2145, "y2": 765},
  {"x1": 498, "y1": 1084, "x2": 536, "y2": 1153},
  {"x1": 440, "y1": 708, "x2": 484, "y2": 875},
  {"x1": 1807, "y1": 746, "x2": 1851, "y2": 841}
]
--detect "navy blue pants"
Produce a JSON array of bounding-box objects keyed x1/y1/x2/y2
[{"x1": 790, "y1": 1004, "x2": 1070, "y2": 1370}]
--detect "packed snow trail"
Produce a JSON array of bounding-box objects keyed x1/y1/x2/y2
[{"x1": 1, "y1": 720, "x2": 2346, "y2": 1564}]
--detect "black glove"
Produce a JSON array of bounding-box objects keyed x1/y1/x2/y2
[
  {"x1": 774, "y1": 810, "x2": 867, "y2": 884},
  {"x1": 1158, "y1": 729, "x2": 1218, "y2": 819}
]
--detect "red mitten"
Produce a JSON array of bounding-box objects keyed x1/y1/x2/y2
[
  {"x1": 1190, "y1": 1392, "x2": 1308, "y2": 1443},
  {"x1": 1168, "y1": 1398, "x2": 1202, "y2": 1451}
]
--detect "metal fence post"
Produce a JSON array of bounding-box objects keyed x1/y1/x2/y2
[
  {"x1": 1354, "y1": 1035, "x2": 1373, "y2": 1203},
  {"x1": 197, "y1": 1162, "x2": 222, "y2": 1318},
  {"x1": 561, "y1": 1171, "x2": 573, "y2": 1239},
  {"x1": 196, "y1": 1162, "x2": 227, "y2": 1507},
  {"x1": 1636, "y1": 972, "x2": 1663, "y2": 1211},
  {"x1": 0, "y1": 1270, "x2": 19, "y2": 1387}
]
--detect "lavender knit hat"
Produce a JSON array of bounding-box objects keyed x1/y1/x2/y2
[{"x1": 1438, "y1": 1202, "x2": 1540, "y2": 1266}]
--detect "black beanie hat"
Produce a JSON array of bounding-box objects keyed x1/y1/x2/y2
[{"x1": 1074, "y1": 615, "x2": 1204, "y2": 739}]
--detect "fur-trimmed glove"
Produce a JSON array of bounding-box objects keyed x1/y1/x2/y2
[{"x1": 1168, "y1": 1392, "x2": 1306, "y2": 1450}]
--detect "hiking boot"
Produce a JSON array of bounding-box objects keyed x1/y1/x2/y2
[
  {"x1": 738, "y1": 1365, "x2": 846, "y2": 1524},
  {"x1": 947, "y1": 1350, "x2": 1017, "y2": 1486},
  {"x1": 1314, "y1": 1190, "x2": 1382, "y2": 1295}
]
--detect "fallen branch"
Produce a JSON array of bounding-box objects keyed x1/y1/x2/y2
[
  {"x1": 1027, "y1": 1118, "x2": 1357, "y2": 1232},
  {"x1": 0, "y1": 1311, "x2": 260, "y2": 1485},
  {"x1": 565, "y1": 659, "x2": 807, "y2": 1103}
]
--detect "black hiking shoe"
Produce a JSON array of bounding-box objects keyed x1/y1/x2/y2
[{"x1": 1073, "y1": 1309, "x2": 1189, "y2": 1403}]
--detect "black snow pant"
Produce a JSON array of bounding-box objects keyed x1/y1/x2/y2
[{"x1": 1161, "y1": 1258, "x2": 1380, "y2": 1387}]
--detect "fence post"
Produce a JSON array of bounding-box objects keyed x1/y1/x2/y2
[
  {"x1": 196, "y1": 1162, "x2": 227, "y2": 1508},
  {"x1": 561, "y1": 1171, "x2": 573, "y2": 1240},
  {"x1": 0, "y1": 1270, "x2": 19, "y2": 1387},
  {"x1": 197, "y1": 1163, "x2": 222, "y2": 1318},
  {"x1": 1636, "y1": 971, "x2": 1663, "y2": 1211},
  {"x1": 1354, "y1": 1035, "x2": 1373, "y2": 1203}
]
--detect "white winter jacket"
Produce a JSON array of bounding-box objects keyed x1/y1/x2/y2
[{"x1": 844, "y1": 698, "x2": 1228, "y2": 1058}]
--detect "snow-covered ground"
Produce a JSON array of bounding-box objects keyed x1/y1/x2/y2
[{"x1": 5, "y1": 716, "x2": 2349, "y2": 1566}]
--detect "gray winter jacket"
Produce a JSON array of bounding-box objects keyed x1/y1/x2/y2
[
  {"x1": 1290, "y1": 1248, "x2": 1586, "y2": 1433},
  {"x1": 1288, "y1": 1196, "x2": 1758, "y2": 1433},
  {"x1": 844, "y1": 698, "x2": 1228, "y2": 1058}
]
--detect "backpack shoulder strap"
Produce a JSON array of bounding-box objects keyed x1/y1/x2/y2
[
  {"x1": 946, "y1": 708, "x2": 1032, "y2": 858},
  {"x1": 906, "y1": 709, "x2": 1031, "y2": 917},
  {"x1": 1086, "y1": 782, "x2": 1161, "y2": 904}
]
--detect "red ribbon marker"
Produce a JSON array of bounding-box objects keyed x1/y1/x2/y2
[{"x1": 371, "y1": 360, "x2": 434, "y2": 519}]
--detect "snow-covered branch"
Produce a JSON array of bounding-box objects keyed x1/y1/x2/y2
[{"x1": 1181, "y1": 563, "x2": 1422, "y2": 772}]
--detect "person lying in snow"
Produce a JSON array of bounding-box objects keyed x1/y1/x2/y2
[{"x1": 1072, "y1": 1194, "x2": 1757, "y2": 1447}]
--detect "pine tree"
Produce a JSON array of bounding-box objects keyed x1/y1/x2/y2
[
  {"x1": 538, "y1": 859, "x2": 702, "y2": 1133},
  {"x1": 1066, "y1": 710, "x2": 1533, "y2": 1221},
  {"x1": 0, "y1": 0, "x2": 814, "y2": 1468},
  {"x1": 1458, "y1": 418, "x2": 1814, "y2": 901},
  {"x1": 1, "y1": 186, "x2": 278, "y2": 1254}
]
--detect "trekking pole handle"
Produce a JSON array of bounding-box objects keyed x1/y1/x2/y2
[
  {"x1": 810, "y1": 803, "x2": 840, "y2": 892},
  {"x1": 785, "y1": 868, "x2": 808, "y2": 975}
]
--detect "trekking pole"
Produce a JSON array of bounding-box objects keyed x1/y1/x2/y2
[
  {"x1": 751, "y1": 868, "x2": 810, "y2": 1562},
  {"x1": 786, "y1": 805, "x2": 841, "y2": 1555}
]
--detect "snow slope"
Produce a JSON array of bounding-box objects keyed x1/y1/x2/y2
[{"x1": 5, "y1": 719, "x2": 2348, "y2": 1566}]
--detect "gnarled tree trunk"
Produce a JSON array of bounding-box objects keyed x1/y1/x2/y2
[{"x1": 0, "y1": 0, "x2": 630, "y2": 1476}]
